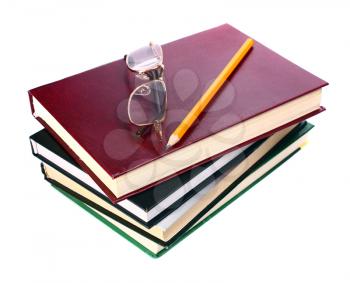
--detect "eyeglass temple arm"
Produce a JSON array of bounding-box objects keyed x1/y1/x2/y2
[{"x1": 153, "y1": 121, "x2": 163, "y2": 140}]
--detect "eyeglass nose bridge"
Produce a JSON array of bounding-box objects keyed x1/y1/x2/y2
[{"x1": 143, "y1": 64, "x2": 164, "y2": 80}]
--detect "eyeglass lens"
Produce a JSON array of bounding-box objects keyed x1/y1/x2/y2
[
  {"x1": 128, "y1": 80, "x2": 166, "y2": 126},
  {"x1": 126, "y1": 44, "x2": 163, "y2": 72}
]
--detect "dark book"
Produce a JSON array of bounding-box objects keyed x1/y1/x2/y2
[
  {"x1": 28, "y1": 24, "x2": 327, "y2": 202},
  {"x1": 40, "y1": 121, "x2": 314, "y2": 251},
  {"x1": 30, "y1": 129, "x2": 259, "y2": 227}
]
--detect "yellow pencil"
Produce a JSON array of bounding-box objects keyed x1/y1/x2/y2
[{"x1": 166, "y1": 37, "x2": 254, "y2": 149}]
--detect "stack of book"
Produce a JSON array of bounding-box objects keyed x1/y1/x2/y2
[{"x1": 28, "y1": 24, "x2": 327, "y2": 257}]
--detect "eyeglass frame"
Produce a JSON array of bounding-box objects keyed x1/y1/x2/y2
[{"x1": 125, "y1": 43, "x2": 167, "y2": 138}]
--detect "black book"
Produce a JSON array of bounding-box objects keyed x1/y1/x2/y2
[
  {"x1": 38, "y1": 122, "x2": 313, "y2": 251},
  {"x1": 30, "y1": 129, "x2": 259, "y2": 227}
]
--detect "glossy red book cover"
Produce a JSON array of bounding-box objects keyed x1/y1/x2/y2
[{"x1": 29, "y1": 24, "x2": 328, "y2": 202}]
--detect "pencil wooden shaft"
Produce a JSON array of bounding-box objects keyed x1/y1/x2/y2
[{"x1": 168, "y1": 38, "x2": 254, "y2": 147}]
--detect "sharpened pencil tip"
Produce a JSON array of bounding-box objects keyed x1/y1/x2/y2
[{"x1": 165, "y1": 134, "x2": 179, "y2": 150}]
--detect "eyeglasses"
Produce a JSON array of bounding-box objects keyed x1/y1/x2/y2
[{"x1": 125, "y1": 42, "x2": 167, "y2": 139}]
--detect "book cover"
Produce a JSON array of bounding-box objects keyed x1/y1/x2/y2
[
  {"x1": 29, "y1": 24, "x2": 327, "y2": 202},
  {"x1": 41, "y1": 122, "x2": 314, "y2": 247},
  {"x1": 49, "y1": 146, "x2": 301, "y2": 257},
  {"x1": 30, "y1": 129, "x2": 259, "y2": 227}
]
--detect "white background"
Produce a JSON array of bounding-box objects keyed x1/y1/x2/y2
[{"x1": 0, "y1": 0, "x2": 349, "y2": 282}]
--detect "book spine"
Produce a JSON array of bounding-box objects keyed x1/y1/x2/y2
[
  {"x1": 41, "y1": 164, "x2": 168, "y2": 246},
  {"x1": 28, "y1": 95, "x2": 119, "y2": 203},
  {"x1": 28, "y1": 90, "x2": 35, "y2": 115}
]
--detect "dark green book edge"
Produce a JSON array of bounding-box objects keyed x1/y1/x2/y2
[
  {"x1": 48, "y1": 121, "x2": 313, "y2": 257},
  {"x1": 51, "y1": 144, "x2": 301, "y2": 258}
]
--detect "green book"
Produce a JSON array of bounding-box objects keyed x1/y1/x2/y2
[{"x1": 46, "y1": 122, "x2": 313, "y2": 257}]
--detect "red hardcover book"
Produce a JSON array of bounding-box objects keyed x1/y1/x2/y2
[{"x1": 28, "y1": 24, "x2": 327, "y2": 203}]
